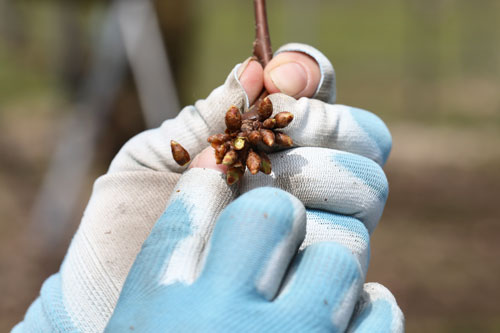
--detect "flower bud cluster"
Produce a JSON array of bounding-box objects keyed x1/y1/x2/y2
[{"x1": 208, "y1": 97, "x2": 294, "y2": 184}]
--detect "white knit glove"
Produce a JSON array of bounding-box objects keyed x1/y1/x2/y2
[
  {"x1": 238, "y1": 106, "x2": 404, "y2": 331},
  {"x1": 240, "y1": 96, "x2": 392, "y2": 275},
  {"x1": 14, "y1": 43, "x2": 402, "y2": 332}
]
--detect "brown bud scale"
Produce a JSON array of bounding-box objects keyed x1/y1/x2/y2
[
  {"x1": 227, "y1": 167, "x2": 245, "y2": 185},
  {"x1": 248, "y1": 130, "x2": 262, "y2": 145},
  {"x1": 274, "y1": 112, "x2": 294, "y2": 128},
  {"x1": 257, "y1": 97, "x2": 273, "y2": 120},
  {"x1": 260, "y1": 129, "x2": 275, "y2": 147},
  {"x1": 241, "y1": 119, "x2": 254, "y2": 132},
  {"x1": 275, "y1": 132, "x2": 293, "y2": 147},
  {"x1": 222, "y1": 150, "x2": 238, "y2": 165},
  {"x1": 214, "y1": 144, "x2": 227, "y2": 164},
  {"x1": 263, "y1": 118, "x2": 276, "y2": 129},
  {"x1": 259, "y1": 151, "x2": 272, "y2": 174},
  {"x1": 225, "y1": 106, "x2": 242, "y2": 131},
  {"x1": 247, "y1": 150, "x2": 261, "y2": 175},
  {"x1": 171, "y1": 141, "x2": 191, "y2": 166}
]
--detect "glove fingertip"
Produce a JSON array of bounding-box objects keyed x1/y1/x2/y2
[
  {"x1": 275, "y1": 43, "x2": 336, "y2": 104},
  {"x1": 349, "y1": 282, "x2": 405, "y2": 333}
]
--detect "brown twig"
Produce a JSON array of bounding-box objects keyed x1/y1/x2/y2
[
  {"x1": 243, "y1": 0, "x2": 273, "y2": 120},
  {"x1": 253, "y1": 0, "x2": 273, "y2": 67}
]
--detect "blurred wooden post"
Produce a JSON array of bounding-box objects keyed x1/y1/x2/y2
[
  {"x1": 57, "y1": 0, "x2": 86, "y2": 96},
  {"x1": 29, "y1": 1, "x2": 129, "y2": 255},
  {"x1": 118, "y1": 0, "x2": 180, "y2": 128},
  {"x1": 29, "y1": 0, "x2": 182, "y2": 258}
]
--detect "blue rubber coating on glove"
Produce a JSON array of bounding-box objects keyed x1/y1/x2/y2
[
  {"x1": 348, "y1": 107, "x2": 392, "y2": 165},
  {"x1": 200, "y1": 187, "x2": 299, "y2": 290},
  {"x1": 105, "y1": 188, "x2": 365, "y2": 332},
  {"x1": 274, "y1": 242, "x2": 362, "y2": 331},
  {"x1": 349, "y1": 299, "x2": 395, "y2": 332},
  {"x1": 13, "y1": 274, "x2": 78, "y2": 333},
  {"x1": 306, "y1": 209, "x2": 370, "y2": 245},
  {"x1": 333, "y1": 152, "x2": 389, "y2": 202},
  {"x1": 121, "y1": 198, "x2": 193, "y2": 292}
]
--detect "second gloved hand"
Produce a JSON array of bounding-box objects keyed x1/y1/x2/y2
[{"x1": 106, "y1": 186, "x2": 403, "y2": 333}]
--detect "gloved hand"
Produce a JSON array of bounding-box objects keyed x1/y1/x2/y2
[
  {"x1": 240, "y1": 47, "x2": 403, "y2": 332},
  {"x1": 181, "y1": 44, "x2": 403, "y2": 331},
  {"x1": 14, "y1": 43, "x2": 402, "y2": 332},
  {"x1": 190, "y1": 45, "x2": 392, "y2": 286},
  {"x1": 106, "y1": 186, "x2": 402, "y2": 332}
]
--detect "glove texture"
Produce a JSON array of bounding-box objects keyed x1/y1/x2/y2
[{"x1": 106, "y1": 187, "x2": 400, "y2": 333}]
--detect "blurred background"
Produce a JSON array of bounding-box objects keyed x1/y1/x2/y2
[{"x1": 0, "y1": 0, "x2": 499, "y2": 331}]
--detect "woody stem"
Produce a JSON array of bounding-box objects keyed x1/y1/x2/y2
[{"x1": 243, "y1": 0, "x2": 273, "y2": 119}]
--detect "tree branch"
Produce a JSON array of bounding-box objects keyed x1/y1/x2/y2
[
  {"x1": 242, "y1": 0, "x2": 272, "y2": 119},
  {"x1": 253, "y1": 0, "x2": 272, "y2": 67}
]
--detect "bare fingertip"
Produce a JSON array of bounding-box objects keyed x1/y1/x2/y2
[
  {"x1": 264, "y1": 51, "x2": 321, "y2": 98},
  {"x1": 238, "y1": 59, "x2": 264, "y2": 105},
  {"x1": 189, "y1": 147, "x2": 228, "y2": 174}
]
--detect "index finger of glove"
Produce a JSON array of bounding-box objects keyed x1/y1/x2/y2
[
  {"x1": 275, "y1": 242, "x2": 364, "y2": 332},
  {"x1": 199, "y1": 187, "x2": 306, "y2": 301},
  {"x1": 122, "y1": 168, "x2": 236, "y2": 291},
  {"x1": 268, "y1": 94, "x2": 392, "y2": 166},
  {"x1": 240, "y1": 147, "x2": 389, "y2": 235}
]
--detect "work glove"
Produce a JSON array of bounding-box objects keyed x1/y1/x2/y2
[
  {"x1": 240, "y1": 92, "x2": 391, "y2": 275},
  {"x1": 106, "y1": 186, "x2": 402, "y2": 332},
  {"x1": 14, "y1": 43, "x2": 402, "y2": 332},
  {"x1": 236, "y1": 47, "x2": 403, "y2": 332}
]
